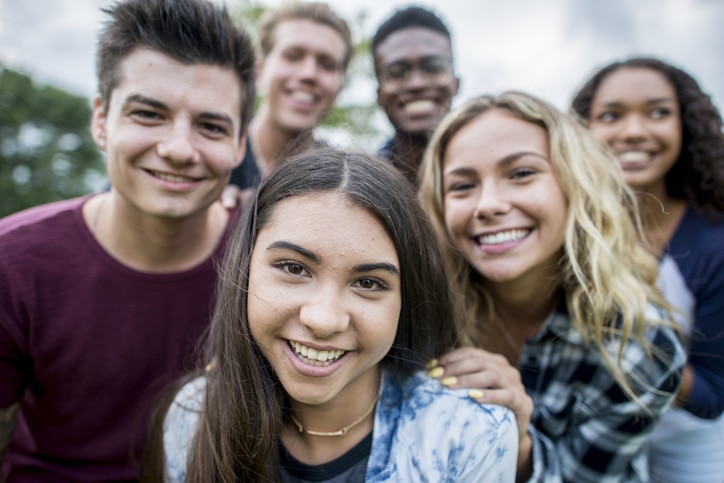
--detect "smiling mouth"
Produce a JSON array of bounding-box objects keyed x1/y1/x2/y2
[
  {"x1": 289, "y1": 340, "x2": 345, "y2": 366},
  {"x1": 617, "y1": 151, "x2": 651, "y2": 164},
  {"x1": 290, "y1": 91, "x2": 317, "y2": 104},
  {"x1": 402, "y1": 99, "x2": 436, "y2": 115},
  {"x1": 145, "y1": 169, "x2": 200, "y2": 183},
  {"x1": 477, "y1": 229, "x2": 530, "y2": 246}
]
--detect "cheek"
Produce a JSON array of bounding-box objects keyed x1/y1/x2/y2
[
  {"x1": 588, "y1": 123, "x2": 616, "y2": 144},
  {"x1": 444, "y1": 200, "x2": 470, "y2": 237},
  {"x1": 321, "y1": 73, "x2": 343, "y2": 98},
  {"x1": 369, "y1": 300, "x2": 401, "y2": 353}
]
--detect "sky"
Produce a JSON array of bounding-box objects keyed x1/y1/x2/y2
[{"x1": 1, "y1": 0, "x2": 723, "y2": 146}]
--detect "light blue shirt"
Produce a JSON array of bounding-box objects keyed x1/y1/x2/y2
[{"x1": 164, "y1": 368, "x2": 518, "y2": 482}]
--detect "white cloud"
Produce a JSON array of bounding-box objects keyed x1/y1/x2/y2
[{"x1": 1, "y1": 0, "x2": 722, "y2": 123}]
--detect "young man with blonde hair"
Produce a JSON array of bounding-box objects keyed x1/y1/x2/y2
[{"x1": 226, "y1": 1, "x2": 352, "y2": 196}]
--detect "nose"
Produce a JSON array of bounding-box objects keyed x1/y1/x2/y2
[
  {"x1": 619, "y1": 113, "x2": 648, "y2": 141},
  {"x1": 474, "y1": 181, "x2": 510, "y2": 219},
  {"x1": 403, "y1": 67, "x2": 428, "y2": 90},
  {"x1": 157, "y1": 120, "x2": 196, "y2": 164},
  {"x1": 297, "y1": 56, "x2": 319, "y2": 81},
  {"x1": 298, "y1": 285, "x2": 350, "y2": 338}
]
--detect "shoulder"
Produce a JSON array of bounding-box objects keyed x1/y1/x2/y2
[
  {"x1": 0, "y1": 196, "x2": 87, "y2": 239},
  {"x1": 165, "y1": 376, "x2": 205, "y2": 428},
  {"x1": 394, "y1": 371, "x2": 514, "y2": 429},
  {"x1": 376, "y1": 137, "x2": 396, "y2": 161},
  {"x1": 669, "y1": 208, "x2": 724, "y2": 260},
  {"x1": 373, "y1": 370, "x2": 518, "y2": 480},
  {"x1": 163, "y1": 377, "x2": 206, "y2": 482},
  {"x1": 613, "y1": 303, "x2": 686, "y2": 389},
  {"x1": 0, "y1": 196, "x2": 91, "y2": 275}
]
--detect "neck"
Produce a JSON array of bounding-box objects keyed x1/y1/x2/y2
[
  {"x1": 282, "y1": 367, "x2": 379, "y2": 465},
  {"x1": 479, "y1": 277, "x2": 558, "y2": 365},
  {"x1": 635, "y1": 186, "x2": 687, "y2": 255},
  {"x1": 391, "y1": 131, "x2": 429, "y2": 184},
  {"x1": 252, "y1": 110, "x2": 314, "y2": 175},
  {"x1": 84, "y1": 192, "x2": 228, "y2": 272}
]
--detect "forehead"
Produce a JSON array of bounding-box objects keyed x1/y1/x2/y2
[
  {"x1": 374, "y1": 27, "x2": 452, "y2": 66},
  {"x1": 445, "y1": 110, "x2": 548, "y2": 167},
  {"x1": 594, "y1": 67, "x2": 677, "y2": 104},
  {"x1": 112, "y1": 48, "x2": 242, "y2": 118},
  {"x1": 255, "y1": 192, "x2": 398, "y2": 263},
  {"x1": 270, "y1": 18, "x2": 347, "y2": 61}
]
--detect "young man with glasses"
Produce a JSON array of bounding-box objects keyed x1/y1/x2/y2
[{"x1": 372, "y1": 6, "x2": 460, "y2": 186}]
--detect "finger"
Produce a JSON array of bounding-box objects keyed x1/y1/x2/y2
[
  {"x1": 441, "y1": 371, "x2": 512, "y2": 391},
  {"x1": 436, "y1": 352, "x2": 514, "y2": 379},
  {"x1": 436, "y1": 346, "x2": 490, "y2": 365}
]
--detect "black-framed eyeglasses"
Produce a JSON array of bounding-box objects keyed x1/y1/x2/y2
[{"x1": 378, "y1": 56, "x2": 452, "y2": 85}]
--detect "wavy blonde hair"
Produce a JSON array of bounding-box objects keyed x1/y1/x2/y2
[{"x1": 418, "y1": 91, "x2": 672, "y2": 405}]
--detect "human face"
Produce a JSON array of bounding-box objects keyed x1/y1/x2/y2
[
  {"x1": 375, "y1": 27, "x2": 459, "y2": 136},
  {"x1": 588, "y1": 67, "x2": 682, "y2": 195},
  {"x1": 247, "y1": 192, "x2": 401, "y2": 407},
  {"x1": 257, "y1": 19, "x2": 347, "y2": 135},
  {"x1": 442, "y1": 109, "x2": 567, "y2": 289},
  {"x1": 91, "y1": 48, "x2": 245, "y2": 221}
]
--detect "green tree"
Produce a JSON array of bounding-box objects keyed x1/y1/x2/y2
[{"x1": 0, "y1": 66, "x2": 105, "y2": 218}]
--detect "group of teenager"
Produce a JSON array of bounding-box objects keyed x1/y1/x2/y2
[{"x1": 0, "y1": 0, "x2": 721, "y2": 482}]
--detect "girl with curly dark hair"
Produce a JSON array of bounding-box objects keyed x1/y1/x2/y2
[{"x1": 572, "y1": 57, "x2": 724, "y2": 482}]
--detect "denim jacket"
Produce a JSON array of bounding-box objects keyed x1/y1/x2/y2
[{"x1": 163, "y1": 368, "x2": 518, "y2": 482}]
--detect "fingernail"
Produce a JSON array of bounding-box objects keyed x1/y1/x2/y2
[
  {"x1": 468, "y1": 389, "x2": 484, "y2": 399},
  {"x1": 427, "y1": 366, "x2": 444, "y2": 378},
  {"x1": 425, "y1": 359, "x2": 438, "y2": 370},
  {"x1": 440, "y1": 376, "x2": 457, "y2": 387}
]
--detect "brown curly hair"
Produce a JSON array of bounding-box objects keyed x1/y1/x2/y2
[{"x1": 571, "y1": 57, "x2": 724, "y2": 214}]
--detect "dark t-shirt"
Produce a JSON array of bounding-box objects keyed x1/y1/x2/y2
[
  {"x1": 279, "y1": 433, "x2": 372, "y2": 482},
  {"x1": 0, "y1": 196, "x2": 236, "y2": 481},
  {"x1": 228, "y1": 136, "x2": 261, "y2": 190}
]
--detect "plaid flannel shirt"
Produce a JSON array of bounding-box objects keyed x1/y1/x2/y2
[{"x1": 522, "y1": 301, "x2": 686, "y2": 482}]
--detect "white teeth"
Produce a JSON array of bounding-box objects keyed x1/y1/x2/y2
[
  {"x1": 618, "y1": 151, "x2": 649, "y2": 163},
  {"x1": 477, "y1": 229, "x2": 529, "y2": 245},
  {"x1": 151, "y1": 171, "x2": 196, "y2": 183},
  {"x1": 290, "y1": 91, "x2": 315, "y2": 103},
  {"x1": 289, "y1": 341, "x2": 344, "y2": 366},
  {"x1": 404, "y1": 99, "x2": 435, "y2": 115}
]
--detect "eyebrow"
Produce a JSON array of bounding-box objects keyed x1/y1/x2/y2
[
  {"x1": 444, "y1": 151, "x2": 548, "y2": 176},
  {"x1": 123, "y1": 94, "x2": 235, "y2": 127},
  {"x1": 352, "y1": 262, "x2": 400, "y2": 277},
  {"x1": 596, "y1": 97, "x2": 675, "y2": 108},
  {"x1": 267, "y1": 241, "x2": 320, "y2": 264},
  {"x1": 266, "y1": 241, "x2": 400, "y2": 276}
]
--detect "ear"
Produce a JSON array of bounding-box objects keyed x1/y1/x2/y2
[
  {"x1": 90, "y1": 96, "x2": 108, "y2": 152},
  {"x1": 451, "y1": 76, "x2": 461, "y2": 98}
]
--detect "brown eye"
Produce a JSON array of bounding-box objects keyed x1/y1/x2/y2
[{"x1": 285, "y1": 263, "x2": 304, "y2": 275}]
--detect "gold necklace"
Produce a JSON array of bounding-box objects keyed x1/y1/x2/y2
[{"x1": 289, "y1": 396, "x2": 379, "y2": 437}]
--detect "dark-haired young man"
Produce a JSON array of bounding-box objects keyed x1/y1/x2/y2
[
  {"x1": 0, "y1": 0, "x2": 255, "y2": 479},
  {"x1": 373, "y1": 5, "x2": 460, "y2": 186}
]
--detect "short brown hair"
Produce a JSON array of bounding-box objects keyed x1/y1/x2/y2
[
  {"x1": 257, "y1": 1, "x2": 353, "y2": 71},
  {"x1": 96, "y1": 0, "x2": 256, "y2": 136}
]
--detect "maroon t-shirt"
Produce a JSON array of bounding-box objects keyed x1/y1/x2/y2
[{"x1": 0, "y1": 196, "x2": 236, "y2": 481}]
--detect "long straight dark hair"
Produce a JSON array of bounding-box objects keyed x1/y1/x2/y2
[{"x1": 185, "y1": 148, "x2": 461, "y2": 482}]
